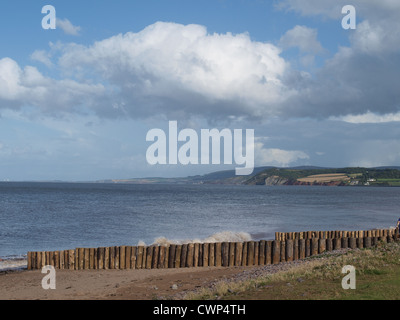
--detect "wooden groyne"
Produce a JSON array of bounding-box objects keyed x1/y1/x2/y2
[
  {"x1": 275, "y1": 228, "x2": 398, "y2": 241},
  {"x1": 27, "y1": 228, "x2": 399, "y2": 271}
]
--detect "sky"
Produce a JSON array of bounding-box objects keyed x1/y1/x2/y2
[{"x1": 0, "y1": 0, "x2": 399, "y2": 181}]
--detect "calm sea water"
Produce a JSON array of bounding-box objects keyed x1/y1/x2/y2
[{"x1": 1, "y1": 182, "x2": 399, "y2": 262}]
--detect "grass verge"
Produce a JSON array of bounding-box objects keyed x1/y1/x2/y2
[{"x1": 186, "y1": 241, "x2": 400, "y2": 300}]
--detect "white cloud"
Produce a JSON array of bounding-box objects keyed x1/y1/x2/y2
[
  {"x1": 57, "y1": 18, "x2": 81, "y2": 36},
  {"x1": 332, "y1": 111, "x2": 400, "y2": 124},
  {"x1": 255, "y1": 142, "x2": 309, "y2": 167},
  {"x1": 57, "y1": 22, "x2": 293, "y2": 120},
  {"x1": 279, "y1": 25, "x2": 324, "y2": 54},
  {"x1": 30, "y1": 50, "x2": 53, "y2": 68},
  {"x1": 0, "y1": 57, "x2": 105, "y2": 115},
  {"x1": 276, "y1": 0, "x2": 400, "y2": 20}
]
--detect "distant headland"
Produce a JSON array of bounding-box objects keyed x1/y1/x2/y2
[{"x1": 97, "y1": 166, "x2": 400, "y2": 187}]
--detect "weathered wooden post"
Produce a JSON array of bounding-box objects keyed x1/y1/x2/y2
[
  {"x1": 318, "y1": 239, "x2": 326, "y2": 254},
  {"x1": 209, "y1": 243, "x2": 215, "y2": 267},
  {"x1": 180, "y1": 244, "x2": 187, "y2": 268},
  {"x1": 272, "y1": 240, "x2": 280, "y2": 264},
  {"x1": 326, "y1": 238, "x2": 333, "y2": 252},
  {"x1": 349, "y1": 238, "x2": 357, "y2": 249},
  {"x1": 280, "y1": 241, "x2": 286, "y2": 263},
  {"x1": 259, "y1": 240, "x2": 266, "y2": 265},
  {"x1": 299, "y1": 239, "x2": 306, "y2": 260},
  {"x1": 305, "y1": 239, "x2": 311, "y2": 257},
  {"x1": 229, "y1": 242, "x2": 235, "y2": 267},
  {"x1": 175, "y1": 245, "x2": 182, "y2": 269},
  {"x1": 151, "y1": 246, "x2": 159, "y2": 269},
  {"x1": 168, "y1": 245, "x2": 176, "y2": 269},
  {"x1": 235, "y1": 242, "x2": 243, "y2": 266},
  {"x1": 214, "y1": 243, "x2": 221, "y2": 267},
  {"x1": 285, "y1": 240, "x2": 294, "y2": 262},
  {"x1": 265, "y1": 241, "x2": 272, "y2": 265},
  {"x1": 194, "y1": 243, "x2": 199, "y2": 267},
  {"x1": 341, "y1": 237, "x2": 348, "y2": 249},
  {"x1": 248, "y1": 241, "x2": 255, "y2": 266},
  {"x1": 293, "y1": 239, "x2": 299, "y2": 260},
  {"x1": 311, "y1": 238, "x2": 318, "y2": 256}
]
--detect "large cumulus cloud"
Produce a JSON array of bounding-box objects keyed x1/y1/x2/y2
[{"x1": 1, "y1": 13, "x2": 399, "y2": 122}]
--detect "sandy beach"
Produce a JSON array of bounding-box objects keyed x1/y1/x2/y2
[
  {"x1": 0, "y1": 266, "x2": 248, "y2": 300},
  {"x1": 0, "y1": 260, "x2": 308, "y2": 300}
]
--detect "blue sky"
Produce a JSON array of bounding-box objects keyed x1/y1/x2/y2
[{"x1": 0, "y1": 0, "x2": 399, "y2": 181}]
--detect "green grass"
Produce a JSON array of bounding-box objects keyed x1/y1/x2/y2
[{"x1": 186, "y1": 242, "x2": 400, "y2": 300}]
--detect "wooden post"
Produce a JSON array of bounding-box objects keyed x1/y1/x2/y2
[
  {"x1": 286, "y1": 240, "x2": 294, "y2": 262},
  {"x1": 364, "y1": 237, "x2": 372, "y2": 248},
  {"x1": 248, "y1": 241, "x2": 255, "y2": 266},
  {"x1": 221, "y1": 242, "x2": 229, "y2": 267},
  {"x1": 144, "y1": 246, "x2": 152, "y2": 269},
  {"x1": 279, "y1": 241, "x2": 286, "y2": 263},
  {"x1": 124, "y1": 246, "x2": 131, "y2": 269},
  {"x1": 158, "y1": 246, "x2": 165, "y2": 268},
  {"x1": 114, "y1": 247, "x2": 120, "y2": 269},
  {"x1": 209, "y1": 243, "x2": 215, "y2": 267},
  {"x1": 318, "y1": 239, "x2": 326, "y2": 254},
  {"x1": 272, "y1": 240, "x2": 280, "y2": 264},
  {"x1": 130, "y1": 247, "x2": 136, "y2": 269},
  {"x1": 242, "y1": 241, "x2": 248, "y2": 266},
  {"x1": 293, "y1": 239, "x2": 299, "y2": 260},
  {"x1": 164, "y1": 246, "x2": 169, "y2": 269},
  {"x1": 333, "y1": 238, "x2": 341, "y2": 251},
  {"x1": 357, "y1": 238, "x2": 364, "y2": 249},
  {"x1": 341, "y1": 237, "x2": 348, "y2": 249},
  {"x1": 203, "y1": 243, "x2": 210, "y2": 267},
  {"x1": 83, "y1": 248, "x2": 89, "y2": 270},
  {"x1": 180, "y1": 244, "x2": 187, "y2": 268},
  {"x1": 68, "y1": 250, "x2": 75, "y2": 270},
  {"x1": 259, "y1": 240, "x2": 266, "y2": 265},
  {"x1": 235, "y1": 242, "x2": 243, "y2": 266},
  {"x1": 76, "y1": 248, "x2": 83, "y2": 270},
  {"x1": 135, "y1": 246, "x2": 143, "y2": 269},
  {"x1": 54, "y1": 251, "x2": 60, "y2": 269},
  {"x1": 64, "y1": 250, "x2": 69, "y2": 270},
  {"x1": 304, "y1": 239, "x2": 309, "y2": 257},
  {"x1": 168, "y1": 245, "x2": 176, "y2": 269},
  {"x1": 40, "y1": 252, "x2": 45, "y2": 269},
  {"x1": 349, "y1": 238, "x2": 357, "y2": 249},
  {"x1": 299, "y1": 239, "x2": 305, "y2": 260},
  {"x1": 89, "y1": 248, "x2": 95, "y2": 269},
  {"x1": 214, "y1": 243, "x2": 221, "y2": 267},
  {"x1": 310, "y1": 239, "x2": 318, "y2": 256},
  {"x1": 175, "y1": 245, "x2": 182, "y2": 269},
  {"x1": 150, "y1": 246, "x2": 158, "y2": 269},
  {"x1": 97, "y1": 247, "x2": 104, "y2": 270},
  {"x1": 229, "y1": 243, "x2": 235, "y2": 267},
  {"x1": 265, "y1": 241, "x2": 272, "y2": 265},
  {"x1": 194, "y1": 243, "x2": 199, "y2": 267},
  {"x1": 118, "y1": 246, "x2": 125, "y2": 270},
  {"x1": 326, "y1": 239, "x2": 333, "y2": 252},
  {"x1": 187, "y1": 244, "x2": 194, "y2": 268},
  {"x1": 27, "y1": 252, "x2": 32, "y2": 270},
  {"x1": 254, "y1": 242, "x2": 259, "y2": 265},
  {"x1": 108, "y1": 247, "x2": 115, "y2": 269}
]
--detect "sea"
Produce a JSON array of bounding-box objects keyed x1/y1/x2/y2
[{"x1": 1, "y1": 182, "x2": 399, "y2": 271}]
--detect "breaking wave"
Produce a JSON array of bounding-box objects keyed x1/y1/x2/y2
[
  {"x1": 0, "y1": 255, "x2": 27, "y2": 272},
  {"x1": 138, "y1": 231, "x2": 252, "y2": 246}
]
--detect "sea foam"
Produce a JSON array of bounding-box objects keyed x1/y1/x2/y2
[{"x1": 138, "y1": 231, "x2": 252, "y2": 246}]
